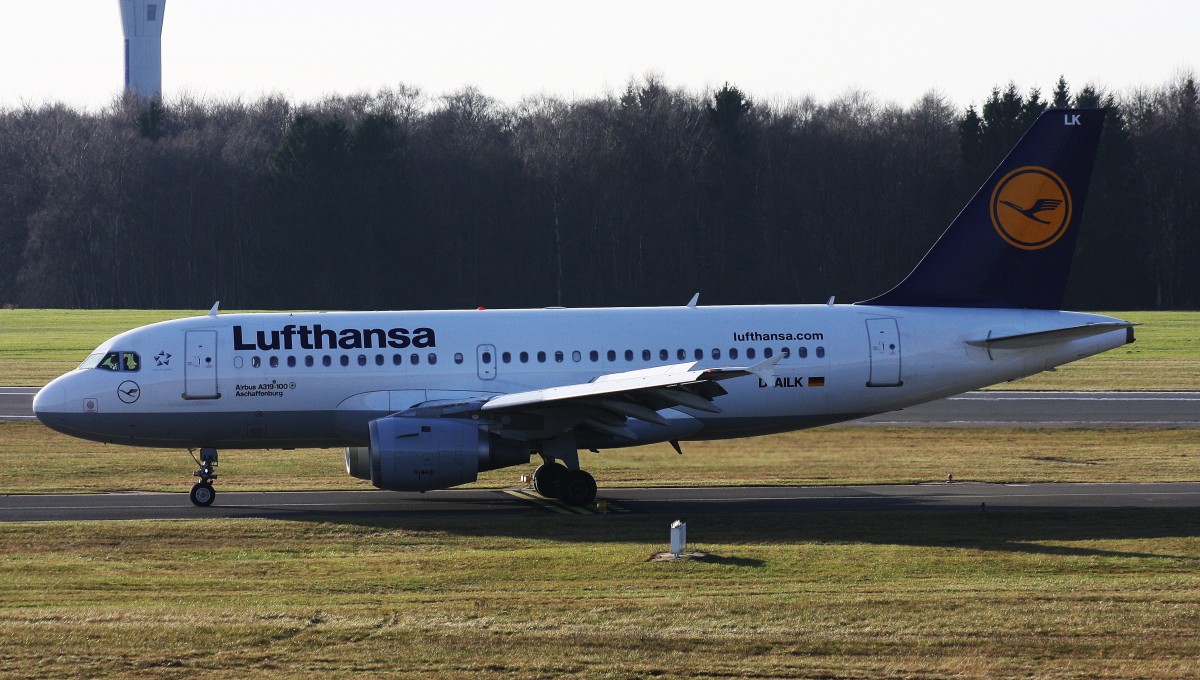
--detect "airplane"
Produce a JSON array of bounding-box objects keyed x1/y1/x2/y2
[{"x1": 34, "y1": 108, "x2": 1133, "y2": 508}]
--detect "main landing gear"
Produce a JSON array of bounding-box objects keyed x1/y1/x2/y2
[
  {"x1": 188, "y1": 447, "x2": 218, "y2": 507},
  {"x1": 532, "y1": 441, "x2": 598, "y2": 507}
]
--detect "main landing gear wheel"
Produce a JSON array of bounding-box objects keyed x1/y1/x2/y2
[
  {"x1": 189, "y1": 447, "x2": 219, "y2": 507},
  {"x1": 190, "y1": 482, "x2": 215, "y2": 507},
  {"x1": 558, "y1": 469, "x2": 597, "y2": 507},
  {"x1": 532, "y1": 462, "x2": 567, "y2": 498}
]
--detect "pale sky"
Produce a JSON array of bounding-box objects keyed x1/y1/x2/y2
[{"x1": 1, "y1": 0, "x2": 1196, "y2": 111}]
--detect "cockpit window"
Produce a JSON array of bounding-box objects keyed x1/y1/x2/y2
[
  {"x1": 78, "y1": 352, "x2": 105, "y2": 370},
  {"x1": 94, "y1": 351, "x2": 140, "y2": 372}
]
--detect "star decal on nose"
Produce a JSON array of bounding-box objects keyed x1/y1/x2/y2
[{"x1": 154, "y1": 351, "x2": 172, "y2": 366}]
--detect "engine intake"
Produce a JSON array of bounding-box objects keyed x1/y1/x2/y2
[{"x1": 345, "y1": 417, "x2": 529, "y2": 491}]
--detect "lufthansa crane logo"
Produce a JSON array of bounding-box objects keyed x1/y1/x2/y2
[
  {"x1": 117, "y1": 380, "x2": 141, "y2": 404},
  {"x1": 990, "y1": 166, "x2": 1072, "y2": 250}
]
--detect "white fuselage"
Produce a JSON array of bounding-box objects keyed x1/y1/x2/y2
[{"x1": 34, "y1": 304, "x2": 1130, "y2": 450}]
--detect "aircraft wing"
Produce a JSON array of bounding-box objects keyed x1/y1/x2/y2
[
  {"x1": 482, "y1": 356, "x2": 779, "y2": 412},
  {"x1": 396, "y1": 355, "x2": 782, "y2": 440}
]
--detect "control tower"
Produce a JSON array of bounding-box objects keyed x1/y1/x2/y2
[{"x1": 119, "y1": 0, "x2": 166, "y2": 98}]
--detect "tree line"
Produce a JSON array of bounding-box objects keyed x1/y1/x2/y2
[{"x1": 0, "y1": 74, "x2": 1197, "y2": 311}]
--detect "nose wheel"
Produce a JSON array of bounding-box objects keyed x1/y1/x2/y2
[{"x1": 189, "y1": 448, "x2": 219, "y2": 507}]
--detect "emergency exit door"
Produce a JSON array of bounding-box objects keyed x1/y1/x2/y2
[
  {"x1": 477, "y1": 344, "x2": 497, "y2": 380},
  {"x1": 184, "y1": 330, "x2": 220, "y2": 399},
  {"x1": 866, "y1": 318, "x2": 902, "y2": 387}
]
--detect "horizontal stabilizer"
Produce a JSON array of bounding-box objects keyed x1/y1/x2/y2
[{"x1": 966, "y1": 322, "x2": 1134, "y2": 350}]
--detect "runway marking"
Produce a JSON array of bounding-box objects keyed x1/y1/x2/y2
[
  {"x1": 629, "y1": 490, "x2": 1200, "y2": 503},
  {"x1": 948, "y1": 396, "x2": 1200, "y2": 401}
]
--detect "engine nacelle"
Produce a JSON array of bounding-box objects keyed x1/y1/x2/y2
[{"x1": 353, "y1": 417, "x2": 530, "y2": 491}]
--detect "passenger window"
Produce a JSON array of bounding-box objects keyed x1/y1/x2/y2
[
  {"x1": 287, "y1": 356, "x2": 296, "y2": 367},
  {"x1": 393, "y1": 354, "x2": 402, "y2": 366},
  {"x1": 729, "y1": 348, "x2": 739, "y2": 360},
  {"x1": 555, "y1": 351, "x2": 564, "y2": 363},
  {"x1": 502, "y1": 352, "x2": 512, "y2": 363},
  {"x1": 781, "y1": 347, "x2": 790, "y2": 358},
  {"x1": 98, "y1": 352, "x2": 121, "y2": 371},
  {"x1": 251, "y1": 356, "x2": 261, "y2": 368},
  {"x1": 454, "y1": 353, "x2": 464, "y2": 365},
  {"x1": 607, "y1": 350, "x2": 616, "y2": 362},
  {"x1": 624, "y1": 350, "x2": 634, "y2": 362},
  {"x1": 572, "y1": 350, "x2": 582, "y2": 362},
  {"x1": 763, "y1": 348, "x2": 773, "y2": 358},
  {"x1": 642, "y1": 349, "x2": 651, "y2": 361},
  {"x1": 340, "y1": 355, "x2": 349, "y2": 367},
  {"x1": 694, "y1": 348, "x2": 703, "y2": 360},
  {"x1": 428, "y1": 353, "x2": 437, "y2": 365},
  {"x1": 482, "y1": 351, "x2": 492, "y2": 364},
  {"x1": 410, "y1": 353, "x2": 419, "y2": 365},
  {"x1": 677, "y1": 349, "x2": 686, "y2": 361},
  {"x1": 305, "y1": 356, "x2": 314, "y2": 367},
  {"x1": 798, "y1": 347, "x2": 808, "y2": 359},
  {"x1": 816, "y1": 346, "x2": 826, "y2": 358},
  {"x1": 520, "y1": 352, "x2": 529, "y2": 363},
  {"x1": 589, "y1": 350, "x2": 599, "y2": 362},
  {"x1": 357, "y1": 355, "x2": 366, "y2": 367},
  {"x1": 122, "y1": 353, "x2": 140, "y2": 371},
  {"x1": 537, "y1": 351, "x2": 547, "y2": 363},
  {"x1": 270, "y1": 356, "x2": 279, "y2": 368},
  {"x1": 712, "y1": 348, "x2": 721, "y2": 360},
  {"x1": 747, "y1": 348, "x2": 756, "y2": 360},
  {"x1": 323, "y1": 355, "x2": 332, "y2": 367},
  {"x1": 659, "y1": 349, "x2": 668, "y2": 361},
  {"x1": 375, "y1": 354, "x2": 384, "y2": 366}
]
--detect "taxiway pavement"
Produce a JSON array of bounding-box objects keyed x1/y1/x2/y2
[{"x1": 1, "y1": 482, "x2": 1197, "y2": 522}]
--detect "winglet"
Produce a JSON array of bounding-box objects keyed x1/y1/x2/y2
[
  {"x1": 686, "y1": 293, "x2": 700, "y2": 308},
  {"x1": 748, "y1": 353, "x2": 784, "y2": 379},
  {"x1": 208, "y1": 301, "x2": 220, "y2": 317}
]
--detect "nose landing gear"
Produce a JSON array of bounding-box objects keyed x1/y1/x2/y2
[{"x1": 188, "y1": 448, "x2": 218, "y2": 507}]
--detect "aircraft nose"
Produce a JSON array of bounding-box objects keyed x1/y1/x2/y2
[{"x1": 32, "y1": 381, "x2": 66, "y2": 419}]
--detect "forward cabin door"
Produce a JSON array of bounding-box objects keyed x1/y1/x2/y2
[
  {"x1": 865, "y1": 318, "x2": 903, "y2": 387},
  {"x1": 184, "y1": 330, "x2": 220, "y2": 399},
  {"x1": 477, "y1": 344, "x2": 497, "y2": 380}
]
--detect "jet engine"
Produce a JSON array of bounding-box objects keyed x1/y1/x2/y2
[{"x1": 344, "y1": 417, "x2": 530, "y2": 491}]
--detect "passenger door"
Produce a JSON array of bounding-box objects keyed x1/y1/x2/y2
[
  {"x1": 184, "y1": 330, "x2": 220, "y2": 399},
  {"x1": 865, "y1": 318, "x2": 902, "y2": 387}
]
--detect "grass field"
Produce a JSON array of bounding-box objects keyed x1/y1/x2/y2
[
  {"x1": 0, "y1": 511, "x2": 1197, "y2": 678},
  {"x1": 1, "y1": 421, "x2": 1198, "y2": 494},
  {"x1": 1, "y1": 308, "x2": 1198, "y2": 389}
]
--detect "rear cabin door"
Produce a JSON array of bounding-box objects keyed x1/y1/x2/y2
[
  {"x1": 477, "y1": 344, "x2": 497, "y2": 380},
  {"x1": 184, "y1": 330, "x2": 220, "y2": 399},
  {"x1": 865, "y1": 318, "x2": 903, "y2": 387}
]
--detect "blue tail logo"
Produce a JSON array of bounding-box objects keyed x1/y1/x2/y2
[{"x1": 990, "y1": 166, "x2": 1072, "y2": 250}]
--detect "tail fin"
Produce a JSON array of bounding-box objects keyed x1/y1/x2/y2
[{"x1": 860, "y1": 108, "x2": 1106, "y2": 309}]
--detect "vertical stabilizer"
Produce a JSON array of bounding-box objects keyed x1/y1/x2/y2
[{"x1": 860, "y1": 109, "x2": 1105, "y2": 309}]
